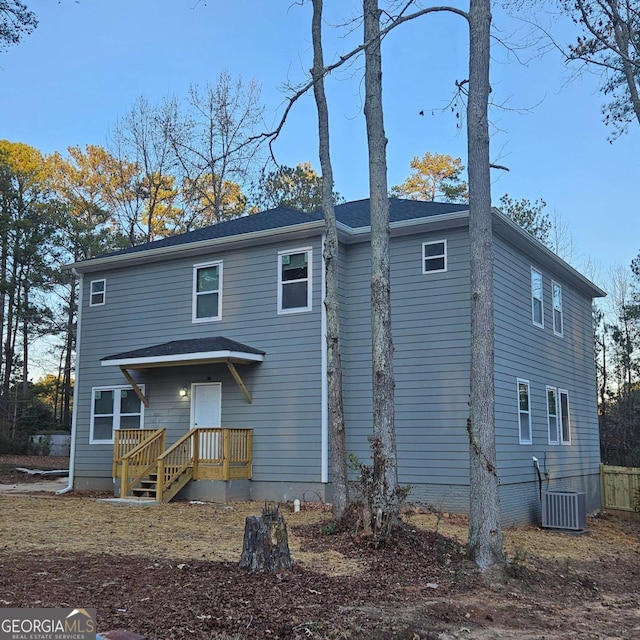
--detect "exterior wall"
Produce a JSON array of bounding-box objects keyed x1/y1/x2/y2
[
  {"x1": 74, "y1": 233, "x2": 325, "y2": 489},
  {"x1": 493, "y1": 235, "x2": 602, "y2": 524},
  {"x1": 341, "y1": 227, "x2": 472, "y2": 499},
  {"x1": 72, "y1": 212, "x2": 601, "y2": 527}
]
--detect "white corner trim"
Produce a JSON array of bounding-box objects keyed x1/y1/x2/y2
[{"x1": 320, "y1": 233, "x2": 329, "y2": 484}]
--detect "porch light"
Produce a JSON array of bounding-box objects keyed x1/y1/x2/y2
[{"x1": 179, "y1": 387, "x2": 188, "y2": 397}]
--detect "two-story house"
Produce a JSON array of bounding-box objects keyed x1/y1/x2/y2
[{"x1": 63, "y1": 198, "x2": 605, "y2": 525}]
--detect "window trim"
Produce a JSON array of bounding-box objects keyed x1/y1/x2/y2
[
  {"x1": 90, "y1": 278, "x2": 106, "y2": 307},
  {"x1": 192, "y1": 260, "x2": 223, "y2": 323},
  {"x1": 90, "y1": 384, "x2": 145, "y2": 444},
  {"x1": 517, "y1": 378, "x2": 532, "y2": 445},
  {"x1": 559, "y1": 389, "x2": 571, "y2": 445},
  {"x1": 531, "y1": 267, "x2": 544, "y2": 328},
  {"x1": 552, "y1": 280, "x2": 563, "y2": 336},
  {"x1": 422, "y1": 239, "x2": 447, "y2": 274},
  {"x1": 277, "y1": 247, "x2": 312, "y2": 314},
  {"x1": 546, "y1": 385, "x2": 560, "y2": 445}
]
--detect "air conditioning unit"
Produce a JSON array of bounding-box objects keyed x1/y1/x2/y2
[{"x1": 541, "y1": 491, "x2": 587, "y2": 531}]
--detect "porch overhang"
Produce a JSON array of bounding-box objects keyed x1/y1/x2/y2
[{"x1": 101, "y1": 337, "x2": 265, "y2": 404}]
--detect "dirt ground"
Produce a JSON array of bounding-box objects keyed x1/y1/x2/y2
[{"x1": 0, "y1": 456, "x2": 639, "y2": 639}]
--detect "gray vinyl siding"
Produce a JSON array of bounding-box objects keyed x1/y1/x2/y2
[
  {"x1": 342, "y1": 227, "x2": 472, "y2": 490},
  {"x1": 74, "y1": 234, "x2": 324, "y2": 486},
  {"x1": 493, "y1": 235, "x2": 601, "y2": 520}
]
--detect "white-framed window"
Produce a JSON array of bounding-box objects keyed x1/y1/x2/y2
[
  {"x1": 90, "y1": 279, "x2": 106, "y2": 307},
  {"x1": 547, "y1": 386, "x2": 560, "y2": 445},
  {"x1": 531, "y1": 267, "x2": 544, "y2": 328},
  {"x1": 90, "y1": 385, "x2": 145, "y2": 444},
  {"x1": 517, "y1": 378, "x2": 532, "y2": 444},
  {"x1": 546, "y1": 386, "x2": 572, "y2": 445},
  {"x1": 422, "y1": 240, "x2": 447, "y2": 274},
  {"x1": 193, "y1": 261, "x2": 222, "y2": 322},
  {"x1": 559, "y1": 389, "x2": 571, "y2": 445},
  {"x1": 552, "y1": 281, "x2": 563, "y2": 336},
  {"x1": 278, "y1": 248, "x2": 312, "y2": 314}
]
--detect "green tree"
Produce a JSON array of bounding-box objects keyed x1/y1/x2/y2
[
  {"x1": 253, "y1": 162, "x2": 340, "y2": 213},
  {"x1": 499, "y1": 194, "x2": 550, "y2": 246},
  {"x1": 0, "y1": 141, "x2": 64, "y2": 439},
  {"x1": 391, "y1": 152, "x2": 468, "y2": 203}
]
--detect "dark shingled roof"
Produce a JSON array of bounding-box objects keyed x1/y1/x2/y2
[
  {"x1": 90, "y1": 198, "x2": 468, "y2": 261},
  {"x1": 102, "y1": 337, "x2": 265, "y2": 362}
]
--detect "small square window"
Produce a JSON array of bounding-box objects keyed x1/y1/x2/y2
[
  {"x1": 422, "y1": 240, "x2": 447, "y2": 274},
  {"x1": 90, "y1": 279, "x2": 106, "y2": 307}
]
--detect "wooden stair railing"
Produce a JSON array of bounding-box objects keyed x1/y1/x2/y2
[
  {"x1": 156, "y1": 429, "x2": 198, "y2": 503},
  {"x1": 118, "y1": 429, "x2": 166, "y2": 498},
  {"x1": 113, "y1": 429, "x2": 162, "y2": 478}
]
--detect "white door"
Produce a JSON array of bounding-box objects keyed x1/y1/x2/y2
[{"x1": 190, "y1": 383, "x2": 222, "y2": 460}]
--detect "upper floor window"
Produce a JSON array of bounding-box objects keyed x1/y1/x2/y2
[
  {"x1": 90, "y1": 385, "x2": 144, "y2": 444},
  {"x1": 193, "y1": 261, "x2": 222, "y2": 322},
  {"x1": 531, "y1": 267, "x2": 543, "y2": 328},
  {"x1": 422, "y1": 240, "x2": 447, "y2": 273},
  {"x1": 552, "y1": 281, "x2": 563, "y2": 336},
  {"x1": 278, "y1": 248, "x2": 312, "y2": 314},
  {"x1": 90, "y1": 279, "x2": 106, "y2": 307},
  {"x1": 517, "y1": 378, "x2": 532, "y2": 444}
]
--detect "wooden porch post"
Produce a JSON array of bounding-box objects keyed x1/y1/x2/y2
[
  {"x1": 223, "y1": 428, "x2": 230, "y2": 480},
  {"x1": 120, "y1": 458, "x2": 129, "y2": 498},
  {"x1": 193, "y1": 429, "x2": 200, "y2": 479}
]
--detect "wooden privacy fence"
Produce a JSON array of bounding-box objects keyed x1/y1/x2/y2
[{"x1": 601, "y1": 464, "x2": 640, "y2": 512}]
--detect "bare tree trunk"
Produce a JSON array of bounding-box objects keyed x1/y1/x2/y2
[
  {"x1": 466, "y1": 0, "x2": 505, "y2": 575},
  {"x1": 311, "y1": 0, "x2": 349, "y2": 519},
  {"x1": 363, "y1": 0, "x2": 399, "y2": 521}
]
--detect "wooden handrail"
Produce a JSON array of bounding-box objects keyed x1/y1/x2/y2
[
  {"x1": 119, "y1": 429, "x2": 166, "y2": 498},
  {"x1": 156, "y1": 429, "x2": 198, "y2": 501},
  {"x1": 113, "y1": 429, "x2": 161, "y2": 477}
]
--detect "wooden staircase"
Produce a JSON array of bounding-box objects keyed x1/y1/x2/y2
[
  {"x1": 130, "y1": 467, "x2": 194, "y2": 503},
  {"x1": 113, "y1": 427, "x2": 253, "y2": 503}
]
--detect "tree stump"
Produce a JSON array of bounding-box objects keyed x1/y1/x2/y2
[{"x1": 239, "y1": 505, "x2": 292, "y2": 572}]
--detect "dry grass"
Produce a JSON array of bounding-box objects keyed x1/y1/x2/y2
[{"x1": 1, "y1": 493, "x2": 638, "y2": 574}]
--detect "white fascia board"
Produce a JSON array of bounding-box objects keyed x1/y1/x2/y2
[
  {"x1": 340, "y1": 210, "x2": 470, "y2": 243},
  {"x1": 67, "y1": 220, "x2": 325, "y2": 274},
  {"x1": 102, "y1": 350, "x2": 265, "y2": 368}
]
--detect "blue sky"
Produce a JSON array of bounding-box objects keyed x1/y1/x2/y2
[{"x1": 1, "y1": 0, "x2": 638, "y2": 291}]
